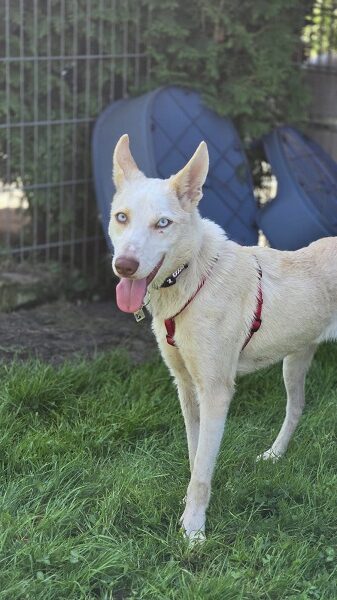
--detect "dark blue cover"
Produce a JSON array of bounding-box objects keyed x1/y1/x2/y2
[
  {"x1": 92, "y1": 86, "x2": 258, "y2": 249},
  {"x1": 257, "y1": 126, "x2": 337, "y2": 250}
]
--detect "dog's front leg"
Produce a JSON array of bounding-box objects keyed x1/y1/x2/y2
[
  {"x1": 180, "y1": 379, "x2": 234, "y2": 541},
  {"x1": 160, "y1": 342, "x2": 199, "y2": 471},
  {"x1": 176, "y1": 374, "x2": 199, "y2": 472}
]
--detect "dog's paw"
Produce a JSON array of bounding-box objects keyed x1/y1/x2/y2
[
  {"x1": 256, "y1": 448, "x2": 281, "y2": 463},
  {"x1": 187, "y1": 529, "x2": 206, "y2": 546},
  {"x1": 179, "y1": 526, "x2": 206, "y2": 546},
  {"x1": 179, "y1": 506, "x2": 206, "y2": 545}
]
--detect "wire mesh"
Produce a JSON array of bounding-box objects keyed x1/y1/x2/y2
[{"x1": 0, "y1": 0, "x2": 148, "y2": 275}]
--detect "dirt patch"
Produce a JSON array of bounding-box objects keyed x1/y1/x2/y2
[{"x1": 0, "y1": 299, "x2": 158, "y2": 364}]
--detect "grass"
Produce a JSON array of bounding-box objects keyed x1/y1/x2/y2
[{"x1": 0, "y1": 344, "x2": 336, "y2": 600}]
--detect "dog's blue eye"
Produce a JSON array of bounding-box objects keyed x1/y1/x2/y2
[
  {"x1": 156, "y1": 217, "x2": 171, "y2": 229},
  {"x1": 116, "y1": 212, "x2": 127, "y2": 224}
]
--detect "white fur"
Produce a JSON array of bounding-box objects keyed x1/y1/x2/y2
[{"x1": 109, "y1": 134, "x2": 337, "y2": 542}]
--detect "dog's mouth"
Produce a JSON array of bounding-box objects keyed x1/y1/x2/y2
[{"x1": 115, "y1": 256, "x2": 164, "y2": 313}]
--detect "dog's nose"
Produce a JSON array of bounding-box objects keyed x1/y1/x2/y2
[{"x1": 114, "y1": 256, "x2": 139, "y2": 277}]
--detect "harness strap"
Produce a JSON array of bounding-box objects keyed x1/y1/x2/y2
[
  {"x1": 164, "y1": 276, "x2": 208, "y2": 347},
  {"x1": 241, "y1": 266, "x2": 263, "y2": 350},
  {"x1": 164, "y1": 260, "x2": 263, "y2": 350}
]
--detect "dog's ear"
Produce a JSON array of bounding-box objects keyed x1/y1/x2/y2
[
  {"x1": 113, "y1": 134, "x2": 143, "y2": 189},
  {"x1": 169, "y1": 141, "x2": 209, "y2": 209}
]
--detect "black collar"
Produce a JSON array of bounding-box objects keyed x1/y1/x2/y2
[{"x1": 160, "y1": 263, "x2": 189, "y2": 288}]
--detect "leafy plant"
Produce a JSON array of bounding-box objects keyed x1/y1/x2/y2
[{"x1": 140, "y1": 0, "x2": 314, "y2": 137}]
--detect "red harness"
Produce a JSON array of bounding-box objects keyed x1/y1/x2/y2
[
  {"x1": 164, "y1": 276, "x2": 208, "y2": 347},
  {"x1": 241, "y1": 266, "x2": 263, "y2": 350},
  {"x1": 164, "y1": 263, "x2": 263, "y2": 350}
]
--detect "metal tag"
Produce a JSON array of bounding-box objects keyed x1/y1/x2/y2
[{"x1": 133, "y1": 308, "x2": 145, "y2": 322}]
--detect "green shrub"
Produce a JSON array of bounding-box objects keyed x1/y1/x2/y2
[{"x1": 141, "y1": 0, "x2": 314, "y2": 137}]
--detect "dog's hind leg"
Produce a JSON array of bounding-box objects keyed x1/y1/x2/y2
[
  {"x1": 257, "y1": 344, "x2": 317, "y2": 462},
  {"x1": 180, "y1": 379, "x2": 234, "y2": 541}
]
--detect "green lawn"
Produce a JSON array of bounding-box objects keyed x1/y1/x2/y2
[{"x1": 0, "y1": 344, "x2": 336, "y2": 599}]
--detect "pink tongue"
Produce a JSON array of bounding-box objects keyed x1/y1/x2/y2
[{"x1": 116, "y1": 277, "x2": 147, "y2": 313}]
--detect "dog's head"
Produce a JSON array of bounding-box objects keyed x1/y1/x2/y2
[{"x1": 109, "y1": 134, "x2": 209, "y2": 313}]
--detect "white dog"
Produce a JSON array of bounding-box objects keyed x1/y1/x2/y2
[{"x1": 109, "y1": 134, "x2": 337, "y2": 541}]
